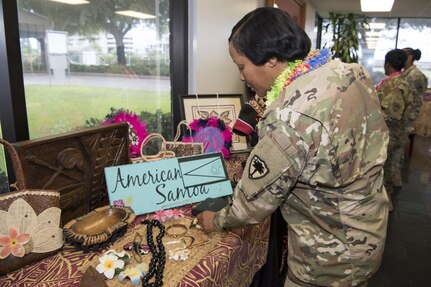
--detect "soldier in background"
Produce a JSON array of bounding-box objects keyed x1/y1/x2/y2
[
  {"x1": 376, "y1": 49, "x2": 414, "y2": 204},
  {"x1": 396, "y1": 48, "x2": 430, "y2": 186},
  {"x1": 197, "y1": 7, "x2": 389, "y2": 287},
  {"x1": 403, "y1": 48, "x2": 428, "y2": 121}
]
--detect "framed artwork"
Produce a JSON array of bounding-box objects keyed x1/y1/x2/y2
[{"x1": 179, "y1": 94, "x2": 248, "y2": 151}]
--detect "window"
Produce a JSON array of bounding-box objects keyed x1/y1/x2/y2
[
  {"x1": 320, "y1": 17, "x2": 430, "y2": 87},
  {"x1": 0, "y1": 126, "x2": 8, "y2": 194},
  {"x1": 398, "y1": 18, "x2": 431, "y2": 85},
  {"x1": 359, "y1": 18, "x2": 398, "y2": 85},
  {"x1": 18, "y1": 0, "x2": 172, "y2": 139}
]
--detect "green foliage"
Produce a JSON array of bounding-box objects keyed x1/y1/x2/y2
[
  {"x1": 69, "y1": 61, "x2": 170, "y2": 77},
  {"x1": 140, "y1": 109, "x2": 173, "y2": 140},
  {"x1": 325, "y1": 13, "x2": 369, "y2": 63},
  {"x1": 85, "y1": 108, "x2": 173, "y2": 140},
  {"x1": 0, "y1": 169, "x2": 9, "y2": 194}
]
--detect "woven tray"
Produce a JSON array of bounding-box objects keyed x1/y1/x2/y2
[{"x1": 81, "y1": 217, "x2": 224, "y2": 287}]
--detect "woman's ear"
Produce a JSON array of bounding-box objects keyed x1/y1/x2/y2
[{"x1": 265, "y1": 57, "x2": 278, "y2": 68}]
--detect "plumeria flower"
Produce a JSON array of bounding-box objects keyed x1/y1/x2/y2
[
  {"x1": 113, "y1": 199, "x2": 125, "y2": 207},
  {"x1": 96, "y1": 251, "x2": 125, "y2": 279},
  {"x1": 165, "y1": 208, "x2": 185, "y2": 220},
  {"x1": 118, "y1": 265, "x2": 145, "y2": 285},
  {"x1": 135, "y1": 262, "x2": 149, "y2": 274},
  {"x1": 152, "y1": 210, "x2": 169, "y2": 222},
  {"x1": 0, "y1": 226, "x2": 31, "y2": 259}
]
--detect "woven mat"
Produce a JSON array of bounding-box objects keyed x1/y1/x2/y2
[{"x1": 81, "y1": 217, "x2": 224, "y2": 287}]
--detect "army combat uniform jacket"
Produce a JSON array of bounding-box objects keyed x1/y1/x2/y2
[
  {"x1": 403, "y1": 65, "x2": 428, "y2": 124},
  {"x1": 214, "y1": 61, "x2": 389, "y2": 286},
  {"x1": 377, "y1": 73, "x2": 414, "y2": 134}
]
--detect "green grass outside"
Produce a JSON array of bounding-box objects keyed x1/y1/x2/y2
[{"x1": 25, "y1": 85, "x2": 170, "y2": 138}]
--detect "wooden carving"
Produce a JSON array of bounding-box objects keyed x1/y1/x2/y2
[{"x1": 12, "y1": 123, "x2": 130, "y2": 224}]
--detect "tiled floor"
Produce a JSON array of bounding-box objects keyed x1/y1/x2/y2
[{"x1": 369, "y1": 135, "x2": 431, "y2": 286}]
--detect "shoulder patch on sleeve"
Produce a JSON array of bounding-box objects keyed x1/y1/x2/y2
[{"x1": 248, "y1": 155, "x2": 269, "y2": 179}]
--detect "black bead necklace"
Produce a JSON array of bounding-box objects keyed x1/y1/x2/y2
[{"x1": 141, "y1": 219, "x2": 166, "y2": 287}]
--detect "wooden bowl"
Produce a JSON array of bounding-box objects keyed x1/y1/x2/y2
[{"x1": 63, "y1": 205, "x2": 135, "y2": 252}]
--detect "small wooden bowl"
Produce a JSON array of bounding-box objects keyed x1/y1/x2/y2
[{"x1": 63, "y1": 205, "x2": 135, "y2": 253}]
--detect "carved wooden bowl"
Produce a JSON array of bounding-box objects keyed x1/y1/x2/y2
[{"x1": 63, "y1": 205, "x2": 136, "y2": 253}]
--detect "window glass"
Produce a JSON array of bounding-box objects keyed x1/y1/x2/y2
[
  {"x1": 17, "y1": 0, "x2": 172, "y2": 139},
  {"x1": 398, "y1": 18, "x2": 431, "y2": 87},
  {"x1": 0, "y1": 126, "x2": 9, "y2": 194},
  {"x1": 358, "y1": 18, "x2": 398, "y2": 85}
]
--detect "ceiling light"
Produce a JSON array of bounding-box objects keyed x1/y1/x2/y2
[
  {"x1": 361, "y1": 0, "x2": 394, "y2": 12},
  {"x1": 49, "y1": 0, "x2": 89, "y2": 5},
  {"x1": 115, "y1": 10, "x2": 156, "y2": 19}
]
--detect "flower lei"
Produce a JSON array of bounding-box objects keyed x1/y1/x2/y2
[
  {"x1": 182, "y1": 117, "x2": 233, "y2": 158},
  {"x1": 101, "y1": 109, "x2": 148, "y2": 158},
  {"x1": 266, "y1": 49, "x2": 332, "y2": 104}
]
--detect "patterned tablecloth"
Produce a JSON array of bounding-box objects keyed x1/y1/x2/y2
[{"x1": 0, "y1": 205, "x2": 270, "y2": 287}]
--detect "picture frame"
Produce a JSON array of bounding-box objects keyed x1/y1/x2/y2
[{"x1": 179, "y1": 94, "x2": 248, "y2": 151}]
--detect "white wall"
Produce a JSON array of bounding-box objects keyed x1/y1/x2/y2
[
  {"x1": 188, "y1": 0, "x2": 265, "y2": 95},
  {"x1": 188, "y1": 0, "x2": 318, "y2": 95}
]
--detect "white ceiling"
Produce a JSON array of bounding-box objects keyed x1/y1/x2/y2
[{"x1": 307, "y1": 0, "x2": 431, "y2": 18}]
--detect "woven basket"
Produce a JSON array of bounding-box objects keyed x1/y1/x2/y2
[
  {"x1": 165, "y1": 120, "x2": 204, "y2": 157},
  {"x1": 0, "y1": 139, "x2": 63, "y2": 276},
  {"x1": 131, "y1": 133, "x2": 176, "y2": 163}
]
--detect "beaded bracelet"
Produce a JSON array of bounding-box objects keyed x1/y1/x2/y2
[{"x1": 165, "y1": 223, "x2": 188, "y2": 238}]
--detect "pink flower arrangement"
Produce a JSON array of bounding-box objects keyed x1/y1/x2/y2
[
  {"x1": 152, "y1": 208, "x2": 186, "y2": 222},
  {"x1": 164, "y1": 208, "x2": 186, "y2": 220},
  {"x1": 0, "y1": 227, "x2": 31, "y2": 259},
  {"x1": 182, "y1": 117, "x2": 233, "y2": 158},
  {"x1": 102, "y1": 110, "x2": 148, "y2": 158}
]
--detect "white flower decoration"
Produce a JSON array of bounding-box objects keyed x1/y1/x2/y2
[
  {"x1": 96, "y1": 252, "x2": 125, "y2": 279},
  {"x1": 118, "y1": 264, "x2": 144, "y2": 285}
]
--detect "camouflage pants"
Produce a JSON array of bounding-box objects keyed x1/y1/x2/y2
[
  {"x1": 284, "y1": 273, "x2": 368, "y2": 287},
  {"x1": 393, "y1": 131, "x2": 410, "y2": 173},
  {"x1": 383, "y1": 122, "x2": 407, "y2": 194},
  {"x1": 384, "y1": 130, "x2": 403, "y2": 194}
]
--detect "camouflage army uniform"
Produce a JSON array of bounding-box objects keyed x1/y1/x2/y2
[
  {"x1": 214, "y1": 60, "x2": 389, "y2": 286},
  {"x1": 396, "y1": 65, "x2": 429, "y2": 172},
  {"x1": 403, "y1": 65, "x2": 428, "y2": 124},
  {"x1": 376, "y1": 74, "x2": 414, "y2": 193}
]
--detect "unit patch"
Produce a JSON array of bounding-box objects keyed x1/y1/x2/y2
[{"x1": 248, "y1": 155, "x2": 269, "y2": 179}]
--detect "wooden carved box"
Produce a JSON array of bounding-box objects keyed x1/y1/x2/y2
[{"x1": 12, "y1": 123, "x2": 130, "y2": 224}]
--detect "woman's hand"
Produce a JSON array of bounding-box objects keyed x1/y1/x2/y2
[{"x1": 196, "y1": 211, "x2": 216, "y2": 232}]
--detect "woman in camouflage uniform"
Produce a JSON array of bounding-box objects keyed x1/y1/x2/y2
[
  {"x1": 403, "y1": 48, "x2": 428, "y2": 119},
  {"x1": 394, "y1": 48, "x2": 430, "y2": 186},
  {"x1": 197, "y1": 7, "x2": 389, "y2": 287},
  {"x1": 376, "y1": 49, "x2": 414, "y2": 198}
]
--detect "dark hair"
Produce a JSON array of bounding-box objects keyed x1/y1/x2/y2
[
  {"x1": 385, "y1": 49, "x2": 407, "y2": 71},
  {"x1": 229, "y1": 7, "x2": 311, "y2": 66},
  {"x1": 403, "y1": 47, "x2": 422, "y2": 61}
]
